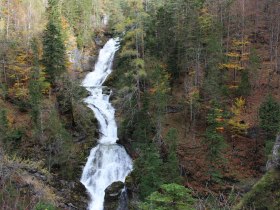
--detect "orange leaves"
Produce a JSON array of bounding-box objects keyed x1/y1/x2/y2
[
  {"x1": 216, "y1": 127, "x2": 225, "y2": 133},
  {"x1": 61, "y1": 16, "x2": 69, "y2": 30},
  {"x1": 6, "y1": 50, "x2": 32, "y2": 100},
  {"x1": 149, "y1": 88, "x2": 156, "y2": 94},
  {"x1": 5, "y1": 48, "x2": 49, "y2": 100},
  {"x1": 215, "y1": 117, "x2": 224, "y2": 122}
]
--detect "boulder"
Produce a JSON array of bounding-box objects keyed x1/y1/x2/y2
[{"x1": 104, "y1": 181, "x2": 128, "y2": 210}]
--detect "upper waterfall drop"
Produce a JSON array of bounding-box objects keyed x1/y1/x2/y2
[{"x1": 81, "y1": 38, "x2": 133, "y2": 210}]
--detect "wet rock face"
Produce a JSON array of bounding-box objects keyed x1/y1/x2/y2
[
  {"x1": 104, "y1": 181, "x2": 126, "y2": 210},
  {"x1": 71, "y1": 181, "x2": 88, "y2": 208},
  {"x1": 267, "y1": 135, "x2": 280, "y2": 170}
]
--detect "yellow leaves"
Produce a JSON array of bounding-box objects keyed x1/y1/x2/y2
[
  {"x1": 189, "y1": 87, "x2": 200, "y2": 99},
  {"x1": 228, "y1": 97, "x2": 248, "y2": 134},
  {"x1": 242, "y1": 53, "x2": 250, "y2": 57},
  {"x1": 152, "y1": 80, "x2": 170, "y2": 95},
  {"x1": 16, "y1": 52, "x2": 28, "y2": 64},
  {"x1": 7, "y1": 50, "x2": 31, "y2": 99},
  {"x1": 62, "y1": 16, "x2": 77, "y2": 57},
  {"x1": 7, "y1": 113, "x2": 14, "y2": 128},
  {"x1": 186, "y1": 87, "x2": 200, "y2": 108},
  {"x1": 0, "y1": 19, "x2": 5, "y2": 31},
  {"x1": 132, "y1": 58, "x2": 145, "y2": 69},
  {"x1": 61, "y1": 16, "x2": 69, "y2": 30},
  {"x1": 120, "y1": 49, "x2": 138, "y2": 58},
  {"x1": 228, "y1": 119, "x2": 248, "y2": 133},
  {"x1": 232, "y1": 39, "x2": 250, "y2": 47},
  {"x1": 160, "y1": 63, "x2": 168, "y2": 69},
  {"x1": 198, "y1": 15, "x2": 212, "y2": 31},
  {"x1": 200, "y1": 7, "x2": 209, "y2": 14},
  {"x1": 232, "y1": 97, "x2": 246, "y2": 115},
  {"x1": 8, "y1": 82, "x2": 29, "y2": 100},
  {"x1": 241, "y1": 53, "x2": 250, "y2": 62},
  {"x1": 219, "y1": 63, "x2": 245, "y2": 70},
  {"x1": 188, "y1": 70, "x2": 196, "y2": 76},
  {"x1": 228, "y1": 85, "x2": 239, "y2": 89},
  {"x1": 226, "y1": 52, "x2": 249, "y2": 61},
  {"x1": 198, "y1": 7, "x2": 212, "y2": 31},
  {"x1": 222, "y1": 37, "x2": 251, "y2": 88},
  {"x1": 138, "y1": 69, "x2": 147, "y2": 79},
  {"x1": 226, "y1": 52, "x2": 240, "y2": 58},
  {"x1": 5, "y1": 48, "x2": 50, "y2": 99},
  {"x1": 9, "y1": 74, "x2": 16, "y2": 79}
]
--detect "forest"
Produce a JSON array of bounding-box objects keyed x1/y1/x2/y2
[{"x1": 0, "y1": 0, "x2": 280, "y2": 209}]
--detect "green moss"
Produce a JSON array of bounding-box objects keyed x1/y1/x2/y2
[
  {"x1": 35, "y1": 202, "x2": 57, "y2": 210},
  {"x1": 265, "y1": 140, "x2": 275, "y2": 158},
  {"x1": 234, "y1": 170, "x2": 280, "y2": 210}
]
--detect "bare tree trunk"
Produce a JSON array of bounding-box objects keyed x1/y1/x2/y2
[
  {"x1": 135, "y1": 29, "x2": 141, "y2": 109},
  {"x1": 27, "y1": 0, "x2": 32, "y2": 43},
  {"x1": 2, "y1": 57, "x2": 7, "y2": 85},
  {"x1": 40, "y1": 110, "x2": 44, "y2": 141},
  {"x1": 195, "y1": 46, "x2": 201, "y2": 87},
  {"x1": 6, "y1": 0, "x2": 10, "y2": 40},
  {"x1": 275, "y1": 21, "x2": 279, "y2": 75},
  {"x1": 226, "y1": 11, "x2": 230, "y2": 54}
]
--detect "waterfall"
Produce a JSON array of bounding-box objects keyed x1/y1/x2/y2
[{"x1": 81, "y1": 38, "x2": 133, "y2": 210}]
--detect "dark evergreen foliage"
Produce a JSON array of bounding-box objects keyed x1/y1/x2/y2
[
  {"x1": 259, "y1": 95, "x2": 280, "y2": 139},
  {"x1": 42, "y1": 0, "x2": 66, "y2": 84},
  {"x1": 29, "y1": 39, "x2": 43, "y2": 128}
]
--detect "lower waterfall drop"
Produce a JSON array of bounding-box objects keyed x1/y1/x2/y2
[{"x1": 80, "y1": 38, "x2": 133, "y2": 210}]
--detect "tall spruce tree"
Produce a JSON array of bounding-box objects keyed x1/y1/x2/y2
[
  {"x1": 29, "y1": 38, "x2": 50, "y2": 136},
  {"x1": 29, "y1": 39, "x2": 42, "y2": 130},
  {"x1": 42, "y1": 0, "x2": 66, "y2": 85},
  {"x1": 163, "y1": 128, "x2": 182, "y2": 184},
  {"x1": 259, "y1": 95, "x2": 280, "y2": 139}
]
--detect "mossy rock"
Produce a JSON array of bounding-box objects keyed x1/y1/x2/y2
[{"x1": 234, "y1": 169, "x2": 280, "y2": 210}]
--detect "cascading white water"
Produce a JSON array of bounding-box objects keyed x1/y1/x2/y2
[{"x1": 81, "y1": 38, "x2": 133, "y2": 210}]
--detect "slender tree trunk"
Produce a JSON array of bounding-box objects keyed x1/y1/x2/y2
[
  {"x1": 6, "y1": 0, "x2": 10, "y2": 40},
  {"x1": 226, "y1": 13, "x2": 230, "y2": 54},
  {"x1": 195, "y1": 46, "x2": 201, "y2": 87},
  {"x1": 2, "y1": 57, "x2": 7, "y2": 85}
]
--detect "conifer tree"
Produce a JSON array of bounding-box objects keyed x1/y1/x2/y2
[
  {"x1": 163, "y1": 128, "x2": 182, "y2": 184},
  {"x1": 259, "y1": 95, "x2": 280, "y2": 139},
  {"x1": 205, "y1": 101, "x2": 227, "y2": 182},
  {"x1": 0, "y1": 109, "x2": 8, "y2": 142},
  {"x1": 140, "y1": 183, "x2": 196, "y2": 210},
  {"x1": 42, "y1": 0, "x2": 66, "y2": 85},
  {"x1": 29, "y1": 39, "x2": 43, "y2": 131},
  {"x1": 133, "y1": 142, "x2": 164, "y2": 199},
  {"x1": 29, "y1": 38, "x2": 50, "y2": 136}
]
